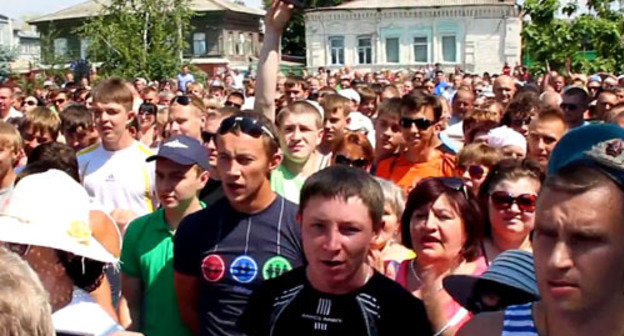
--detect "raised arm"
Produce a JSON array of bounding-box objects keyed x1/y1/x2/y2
[{"x1": 254, "y1": 0, "x2": 294, "y2": 122}]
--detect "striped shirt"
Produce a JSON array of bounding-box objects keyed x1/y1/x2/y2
[{"x1": 502, "y1": 303, "x2": 539, "y2": 336}]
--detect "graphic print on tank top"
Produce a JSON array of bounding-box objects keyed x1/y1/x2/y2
[{"x1": 199, "y1": 197, "x2": 293, "y2": 284}]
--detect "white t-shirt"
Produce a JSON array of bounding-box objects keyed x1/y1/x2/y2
[
  {"x1": 3, "y1": 107, "x2": 23, "y2": 121},
  {"x1": 53, "y1": 287, "x2": 123, "y2": 336},
  {"x1": 78, "y1": 141, "x2": 156, "y2": 217}
]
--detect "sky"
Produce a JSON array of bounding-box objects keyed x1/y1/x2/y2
[{"x1": 3, "y1": 0, "x2": 264, "y2": 21}]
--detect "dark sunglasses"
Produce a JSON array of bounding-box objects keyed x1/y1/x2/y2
[
  {"x1": 560, "y1": 103, "x2": 579, "y2": 111},
  {"x1": 399, "y1": 117, "x2": 432, "y2": 130},
  {"x1": 24, "y1": 100, "x2": 37, "y2": 106},
  {"x1": 224, "y1": 101, "x2": 242, "y2": 109},
  {"x1": 54, "y1": 99, "x2": 66, "y2": 105},
  {"x1": 138, "y1": 103, "x2": 158, "y2": 116},
  {"x1": 335, "y1": 154, "x2": 370, "y2": 168},
  {"x1": 218, "y1": 115, "x2": 275, "y2": 140},
  {"x1": 511, "y1": 117, "x2": 532, "y2": 127},
  {"x1": 1, "y1": 242, "x2": 31, "y2": 256},
  {"x1": 490, "y1": 191, "x2": 537, "y2": 212},
  {"x1": 458, "y1": 165, "x2": 486, "y2": 179},
  {"x1": 201, "y1": 131, "x2": 217, "y2": 143}
]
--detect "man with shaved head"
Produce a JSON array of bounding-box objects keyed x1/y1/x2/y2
[
  {"x1": 540, "y1": 90, "x2": 562, "y2": 110},
  {"x1": 493, "y1": 75, "x2": 517, "y2": 106}
]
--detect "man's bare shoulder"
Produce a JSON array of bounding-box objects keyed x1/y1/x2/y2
[{"x1": 456, "y1": 311, "x2": 504, "y2": 336}]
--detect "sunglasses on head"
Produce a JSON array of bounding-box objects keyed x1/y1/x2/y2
[
  {"x1": 1, "y1": 241, "x2": 30, "y2": 257},
  {"x1": 218, "y1": 115, "x2": 275, "y2": 140},
  {"x1": 458, "y1": 164, "x2": 486, "y2": 179},
  {"x1": 171, "y1": 95, "x2": 191, "y2": 105},
  {"x1": 490, "y1": 191, "x2": 537, "y2": 212},
  {"x1": 399, "y1": 117, "x2": 432, "y2": 130},
  {"x1": 334, "y1": 154, "x2": 370, "y2": 169},
  {"x1": 436, "y1": 177, "x2": 470, "y2": 199},
  {"x1": 201, "y1": 131, "x2": 217, "y2": 143}
]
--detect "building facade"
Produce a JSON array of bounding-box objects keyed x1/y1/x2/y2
[
  {"x1": 304, "y1": 0, "x2": 521, "y2": 74},
  {"x1": 28, "y1": 0, "x2": 264, "y2": 75},
  {"x1": 0, "y1": 15, "x2": 41, "y2": 73}
]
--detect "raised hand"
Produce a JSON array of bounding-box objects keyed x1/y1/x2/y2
[{"x1": 265, "y1": 0, "x2": 295, "y2": 34}]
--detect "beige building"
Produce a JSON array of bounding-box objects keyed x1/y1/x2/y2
[{"x1": 304, "y1": 0, "x2": 522, "y2": 74}]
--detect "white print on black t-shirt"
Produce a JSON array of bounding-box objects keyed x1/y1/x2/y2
[
  {"x1": 269, "y1": 285, "x2": 382, "y2": 336},
  {"x1": 356, "y1": 293, "x2": 381, "y2": 336}
]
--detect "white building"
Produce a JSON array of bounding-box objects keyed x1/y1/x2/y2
[
  {"x1": 304, "y1": 0, "x2": 522, "y2": 74},
  {"x1": 0, "y1": 14, "x2": 40, "y2": 73}
]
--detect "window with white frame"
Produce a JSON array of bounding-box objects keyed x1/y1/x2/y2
[
  {"x1": 385, "y1": 37, "x2": 399, "y2": 63},
  {"x1": 193, "y1": 33, "x2": 206, "y2": 55},
  {"x1": 329, "y1": 36, "x2": 344, "y2": 65},
  {"x1": 442, "y1": 35, "x2": 457, "y2": 62},
  {"x1": 238, "y1": 34, "x2": 245, "y2": 55},
  {"x1": 413, "y1": 36, "x2": 428, "y2": 63},
  {"x1": 80, "y1": 38, "x2": 91, "y2": 59},
  {"x1": 54, "y1": 38, "x2": 67, "y2": 57},
  {"x1": 357, "y1": 36, "x2": 372, "y2": 65},
  {"x1": 228, "y1": 32, "x2": 234, "y2": 55}
]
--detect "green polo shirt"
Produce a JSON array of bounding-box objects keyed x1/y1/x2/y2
[{"x1": 121, "y1": 208, "x2": 197, "y2": 336}]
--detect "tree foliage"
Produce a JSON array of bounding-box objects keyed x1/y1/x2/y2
[
  {"x1": 522, "y1": 0, "x2": 624, "y2": 75},
  {"x1": 264, "y1": 0, "x2": 344, "y2": 56},
  {"x1": 76, "y1": 0, "x2": 194, "y2": 80},
  {"x1": 0, "y1": 46, "x2": 17, "y2": 84}
]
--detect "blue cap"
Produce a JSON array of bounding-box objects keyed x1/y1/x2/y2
[
  {"x1": 147, "y1": 135, "x2": 210, "y2": 170},
  {"x1": 547, "y1": 123, "x2": 624, "y2": 187},
  {"x1": 443, "y1": 250, "x2": 539, "y2": 308}
]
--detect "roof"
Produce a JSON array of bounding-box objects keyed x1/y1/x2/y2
[
  {"x1": 308, "y1": 0, "x2": 515, "y2": 11},
  {"x1": 30, "y1": 0, "x2": 264, "y2": 24}
]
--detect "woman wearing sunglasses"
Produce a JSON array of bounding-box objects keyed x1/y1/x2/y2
[
  {"x1": 456, "y1": 144, "x2": 503, "y2": 196},
  {"x1": 394, "y1": 177, "x2": 487, "y2": 336},
  {"x1": 478, "y1": 159, "x2": 544, "y2": 264},
  {"x1": 331, "y1": 131, "x2": 374, "y2": 171}
]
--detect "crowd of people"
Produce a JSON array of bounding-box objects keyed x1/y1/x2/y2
[{"x1": 2, "y1": 1, "x2": 624, "y2": 336}]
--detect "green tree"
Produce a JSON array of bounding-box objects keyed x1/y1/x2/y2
[
  {"x1": 76, "y1": 0, "x2": 194, "y2": 80},
  {"x1": 522, "y1": 0, "x2": 624, "y2": 74},
  {"x1": 38, "y1": 22, "x2": 68, "y2": 83},
  {"x1": 264, "y1": 0, "x2": 344, "y2": 56},
  {"x1": 0, "y1": 46, "x2": 17, "y2": 83}
]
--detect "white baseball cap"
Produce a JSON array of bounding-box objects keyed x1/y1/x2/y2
[
  {"x1": 338, "y1": 88, "x2": 361, "y2": 105},
  {"x1": 0, "y1": 170, "x2": 117, "y2": 263}
]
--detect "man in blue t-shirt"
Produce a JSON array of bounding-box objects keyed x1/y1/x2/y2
[
  {"x1": 177, "y1": 65, "x2": 195, "y2": 93},
  {"x1": 174, "y1": 111, "x2": 304, "y2": 336}
]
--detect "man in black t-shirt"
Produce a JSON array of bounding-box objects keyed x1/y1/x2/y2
[
  {"x1": 239, "y1": 165, "x2": 433, "y2": 336},
  {"x1": 174, "y1": 111, "x2": 304, "y2": 336}
]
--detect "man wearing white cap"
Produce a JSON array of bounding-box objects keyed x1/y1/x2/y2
[
  {"x1": 487, "y1": 126, "x2": 527, "y2": 160},
  {"x1": 0, "y1": 170, "x2": 121, "y2": 335},
  {"x1": 339, "y1": 88, "x2": 376, "y2": 147}
]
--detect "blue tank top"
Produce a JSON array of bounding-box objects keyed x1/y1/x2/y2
[{"x1": 502, "y1": 303, "x2": 539, "y2": 336}]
